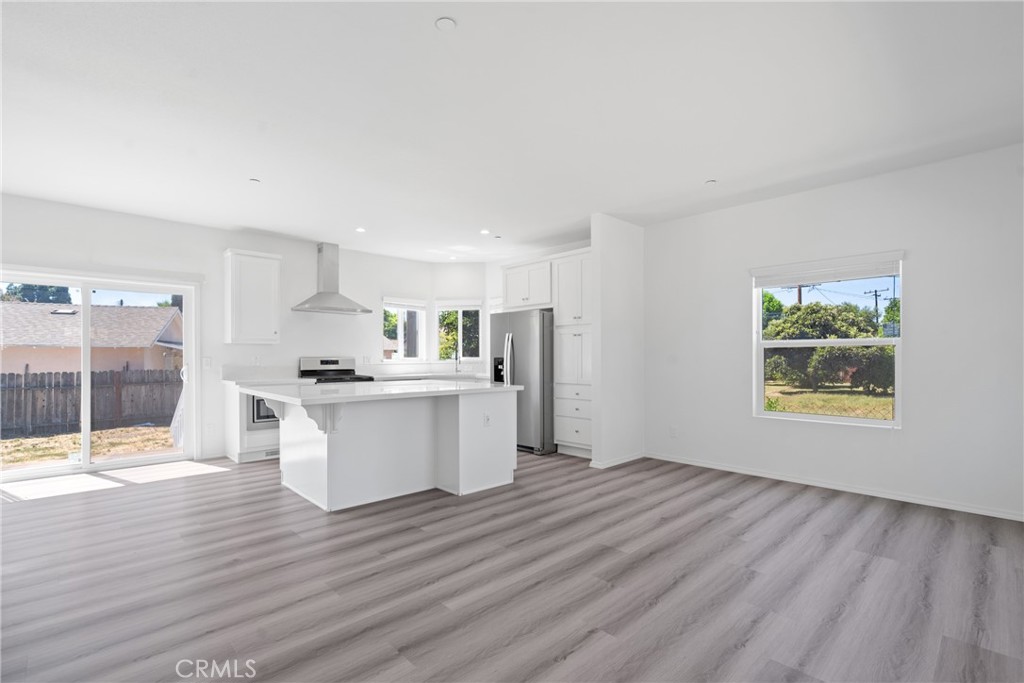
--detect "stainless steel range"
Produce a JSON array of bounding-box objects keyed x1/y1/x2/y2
[{"x1": 299, "y1": 356, "x2": 375, "y2": 383}]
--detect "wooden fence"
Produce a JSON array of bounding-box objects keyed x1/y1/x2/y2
[{"x1": 0, "y1": 370, "x2": 182, "y2": 438}]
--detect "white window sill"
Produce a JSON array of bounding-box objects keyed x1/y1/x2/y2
[{"x1": 754, "y1": 410, "x2": 901, "y2": 430}]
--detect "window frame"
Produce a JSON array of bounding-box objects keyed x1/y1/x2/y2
[
  {"x1": 750, "y1": 252, "x2": 904, "y2": 429},
  {"x1": 435, "y1": 301, "x2": 482, "y2": 361},
  {"x1": 382, "y1": 298, "x2": 427, "y2": 362}
]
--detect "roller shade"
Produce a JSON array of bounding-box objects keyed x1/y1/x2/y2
[{"x1": 750, "y1": 250, "x2": 904, "y2": 289}]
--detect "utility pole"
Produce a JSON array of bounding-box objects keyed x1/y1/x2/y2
[
  {"x1": 795, "y1": 284, "x2": 819, "y2": 305},
  {"x1": 864, "y1": 288, "x2": 889, "y2": 325}
]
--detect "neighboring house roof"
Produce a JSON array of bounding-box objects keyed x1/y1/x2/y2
[
  {"x1": 0, "y1": 302, "x2": 183, "y2": 348},
  {"x1": 383, "y1": 336, "x2": 399, "y2": 351}
]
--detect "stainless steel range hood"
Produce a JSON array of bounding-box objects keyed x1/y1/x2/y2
[{"x1": 292, "y1": 243, "x2": 372, "y2": 315}]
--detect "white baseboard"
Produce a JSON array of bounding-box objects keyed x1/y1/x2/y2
[
  {"x1": 557, "y1": 444, "x2": 592, "y2": 459},
  {"x1": 456, "y1": 479, "x2": 515, "y2": 496},
  {"x1": 590, "y1": 451, "x2": 643, "y2": 470},
  {"x1": 646, "y1": 450, "x2": 1023, "y2": 522},
  {"x1": 230, "y1": 449, "x2": 280, "y2": 464}
]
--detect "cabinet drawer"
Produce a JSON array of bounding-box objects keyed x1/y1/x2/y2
[
  {"x1": 555, "y1": 398, "x2": 592, "y2": 419},
  {"x1": 555, "y1": 416, "x2": 592, "y2": 446},
  {"x1": 554, "y1": 384, "x2": 593, "y2": 400}
]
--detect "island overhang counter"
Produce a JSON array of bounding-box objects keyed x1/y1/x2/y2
[{"x1": 237, "y1": 380, "x2": 523, "y2": 511}]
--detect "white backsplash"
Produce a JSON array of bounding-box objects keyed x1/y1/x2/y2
[
  {"x1": 361, "y1": 359, "x2": 487, "y2": 378},
  {"x1": 222, "y1": 360, "x2": 489, "y2": 382}
]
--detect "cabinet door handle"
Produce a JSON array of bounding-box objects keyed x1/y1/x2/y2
[
  {"x1": 574, "y1": 392, "x2": 579, "y2": 396},
  {"x1": 574, "y1": 429, "x2": 580, "y2": 433},
  {"x1": 574, "y1": 408, "x2": 580, "y2": 412}
]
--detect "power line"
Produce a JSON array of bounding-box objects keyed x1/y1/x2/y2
[
  {"x1": 816, "y1": 287, "x2": 874, "y2": 299},
  {"x1": 815, "y1": 289, "x2": 838, "y2": 305}
]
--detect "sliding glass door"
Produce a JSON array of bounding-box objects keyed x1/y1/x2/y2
[
  {"x1": 89, "y1": 288, "x2": 187, "y2": 464},
  {"x1": 0, "y1": 272, "x2": 196, "y2": 476}
]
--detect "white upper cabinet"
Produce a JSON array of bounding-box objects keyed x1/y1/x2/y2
[
  {"x1": 553, "y1": 254, "x2": 592, "y2": 325},
  {"x1": 225, "y1": 249, "x2": 281, "y2": 344},
  {"x1": 503, "y1": 261, "x2": 551, "y2": 309}
]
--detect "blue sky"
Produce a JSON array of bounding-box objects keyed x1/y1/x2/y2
[{"x1": 766, "y1": 275, "x2": 900, "y2": 313}]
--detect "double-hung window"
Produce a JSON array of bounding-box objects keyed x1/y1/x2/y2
[
  {"x1": 751, "y1": 251, "x2": 903, "y2": 427},
  {"x1": 437, "y1": 304, "x2": 481, "y2": 361},
  {"x1": 382, "y1": 299, "x2": 425, "y2": 361}
]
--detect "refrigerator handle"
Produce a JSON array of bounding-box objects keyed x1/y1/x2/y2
[
  {"x1": 504, "y1": 333, "x2": 514, "y2": 386},
  {"x1": 502, "y1": 333, "x2": 510, "y2": 385}
]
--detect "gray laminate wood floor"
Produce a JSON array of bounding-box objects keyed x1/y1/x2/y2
[{"x1": 2, "y1": 454, "x2": 1022, "y2": 683}]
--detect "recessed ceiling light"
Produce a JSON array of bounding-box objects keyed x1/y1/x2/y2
[
  {"x1": 435, "y1": 17, "x2": 457, "y2": 31},
  {"x1": 449, "y1": 256, "x2": 457, "y2": 260},
  {"x1": 355, "y1": 227, "x2": 366, "y2": 233},
  {"x1": 249, "y1": 178, "x2": 261, "y2": 184},
  {"x1": 704, "y1": 179, "x2": 717, "y2": 185},
  {"x1": 480, "y1": 229, "x2": 490, "y2": 235}
]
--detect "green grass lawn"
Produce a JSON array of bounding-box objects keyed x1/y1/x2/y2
[{"x1": 764, "y1": 381, "x2": 894, "y2": 421}]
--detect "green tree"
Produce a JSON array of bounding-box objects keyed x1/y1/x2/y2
[
  {"x1": 882, "y1": 298, "x2": 900, "y2": 325},
  {"x1": 462, "y1": 310, "x2": 480, "y2": 357},
  {"x1": 837, "y1": 302, "x2": 879, "y2": 333},
  {"x1": 764, "y1": 352, "x2": 803, "y2": 385},
  {"x1": 764, "y1": 302, "x2": 878, "y2": 389},
  {"x1": 805, "y1": 345, "x2": 895, "y2": 393},
  {"x1": 438, "y1": 310, "x2": 458, "y2": 360},
  {"x1": 807, "y1": 346, "x2": 860, "y2": 389},
  {"x1": 4, "y1": 284, "x2": 72, "y2": 304},
  {"x1": 762, "y1": 291, "x2": 784, "y2": 329},
  {"x1": 850, "y1": 346, "x2": 895, "y2": 394},
  {"x1": 763, "y1": 302, "x2": 877, "y2": 341},
  {"x1": 383, "y1": 308, "x2": 398, "y2": 340}
]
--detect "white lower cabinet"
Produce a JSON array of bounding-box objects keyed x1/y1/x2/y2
[
  {"x1": 554, "y1": 327, "x2": 592, "y2": 456},
  {"x1": 554, "y1": 398, "x2": 591, "y2": 420},
  {"x1": 555, "y1": 384, "x2": 592, "y2": 400},
  {"x1": 555, "y1": 415, "x2": 592, "y2": 447},
  {"x1": 554, "y1": 383, "x2": 592, "y2": 453}
]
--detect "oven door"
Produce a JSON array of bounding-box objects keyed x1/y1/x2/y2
[{"x1": 249, "y1": 396, "x2": 279, "y2": 430}]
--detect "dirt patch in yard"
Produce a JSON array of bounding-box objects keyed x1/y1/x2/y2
[{"x1": 1, "y1": 426, "x2": 176, "y2": 469}]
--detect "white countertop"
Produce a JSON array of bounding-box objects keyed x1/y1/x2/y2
[
  {"x1": 237, "y1": 379, "x2": 522, "y2": 406},
  {"x1": 230, "y1": 378, "x2": 316, "y2": 387}
]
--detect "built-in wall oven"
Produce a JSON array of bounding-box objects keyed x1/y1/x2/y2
[{"x1": 247, "y1": 395, "x2": 279, "y2": 430}]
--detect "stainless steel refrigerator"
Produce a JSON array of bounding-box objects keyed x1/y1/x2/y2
[{"x1": 491, "y1": 309, "x2": 555, "y2": 454}]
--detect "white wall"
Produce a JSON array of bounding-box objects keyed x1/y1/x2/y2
[
  {"x1": 644, "y1": 144, "x2": 1024, "y2": 520},
  {"x1": 1, "y1": 194, "x2": 486, "y2": 457},
  {"x1": 591, "y1": 213, "x2": 645, "y2": 468}
]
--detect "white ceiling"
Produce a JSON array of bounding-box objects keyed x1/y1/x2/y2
[{"x1": 3, "y1": 2, "x2": 1021, "y2": 262}]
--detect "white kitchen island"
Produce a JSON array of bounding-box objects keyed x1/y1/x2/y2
[{"x1": 237, "y1": 380, "x2": 522, "y2": 511}]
